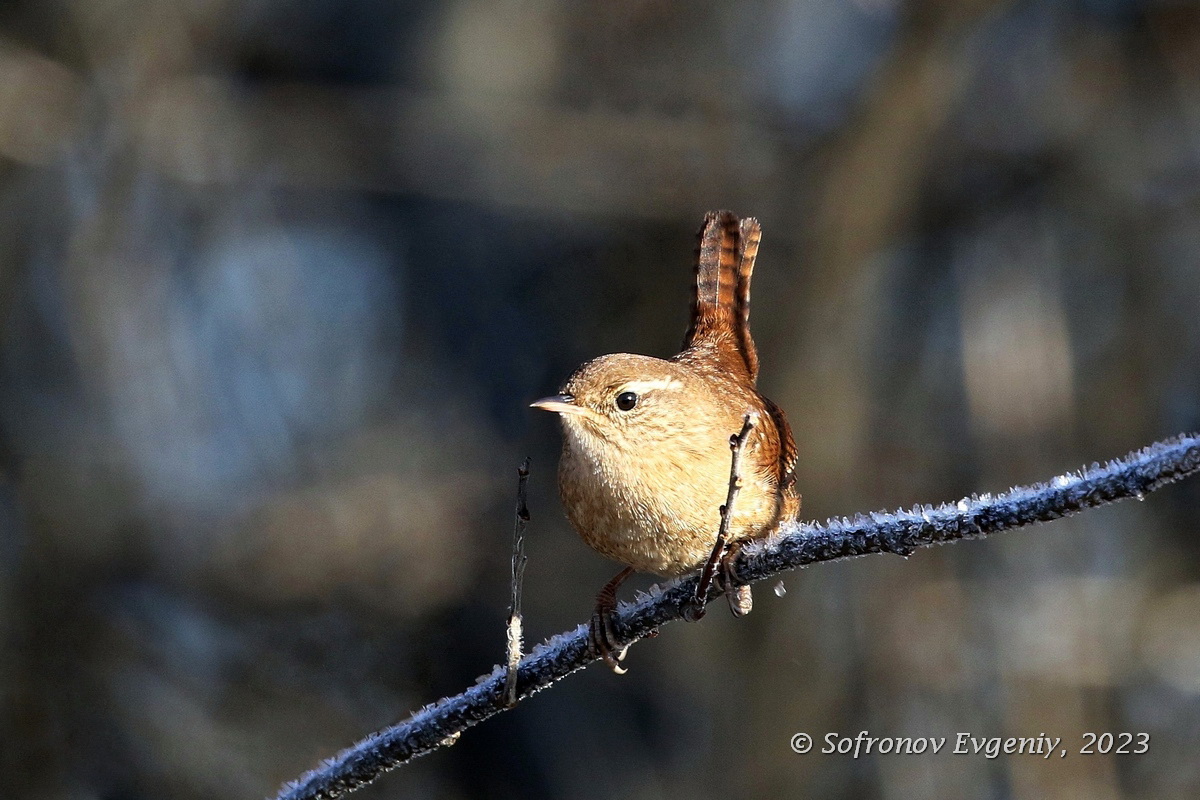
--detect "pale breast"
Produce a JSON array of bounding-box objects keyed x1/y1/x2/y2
[{"x1": 557, "y1": 423, "x2": 781, "y2": 576}]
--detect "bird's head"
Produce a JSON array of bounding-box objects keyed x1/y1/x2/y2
[{"x1": 531, "y1": 353, "x2": 705, "y2": 454}]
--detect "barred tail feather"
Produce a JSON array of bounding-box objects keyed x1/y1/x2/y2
[
  {"x1": 681, "y1": 210, "x2": 759, "y2": 380},
  {"x1": 736, "y1": 217, "x2": 761, "y2": 381}
]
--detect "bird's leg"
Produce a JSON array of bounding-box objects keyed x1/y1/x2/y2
[
  {"x1": 718, "y1": 540, "x2": 753, "y2": 617},
  {"x1": 590, "y1": 566, "x2": 634, "y2": 674}
]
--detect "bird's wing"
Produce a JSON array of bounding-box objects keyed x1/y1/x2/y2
[{"x1": 760, "y1": 395, "x2": 800, "y2": 519}]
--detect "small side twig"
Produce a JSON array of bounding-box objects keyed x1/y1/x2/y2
[
  {"x1": 684, "y1": 413, "x2": 755, "y2": 621},
  {"x1": 505, "y1": 458, "x2": 531, "y2": 706}
]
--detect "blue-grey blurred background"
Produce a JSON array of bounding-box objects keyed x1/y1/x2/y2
[{"x1": 2, "y1": 1, "x2": 1199, "y2": 798}]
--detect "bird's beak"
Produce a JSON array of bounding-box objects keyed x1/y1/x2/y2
[{"x1": 530, "y1": 394, "x2": 588, "y2": 416}]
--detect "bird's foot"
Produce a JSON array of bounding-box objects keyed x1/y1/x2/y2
[
  {"x1": 589, "y1": 605, "x2": 628, "y2": 674},
  {"x1": 718, "y1": 542, "x2": 753, "y2": 617},
  {"x1": 589, "y1": 567, "x2": 634, "y2": 674}
]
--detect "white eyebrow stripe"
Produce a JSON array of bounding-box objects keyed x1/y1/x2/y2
[{"x1": 620, "y1": 379, "x2": 683, "y2": 393}]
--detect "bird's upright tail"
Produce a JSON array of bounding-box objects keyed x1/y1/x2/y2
[{"x1": 681, "y1": 210, "x2": 761, "y2": 381}]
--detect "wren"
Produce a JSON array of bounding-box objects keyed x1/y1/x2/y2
[{"x1": 532, "y1": 211, "x2": 800, "y2": 672}]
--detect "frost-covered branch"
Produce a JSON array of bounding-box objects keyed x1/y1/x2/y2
[{"x1": 276, "y1": 433, "x2": 1200, "y2": 800}]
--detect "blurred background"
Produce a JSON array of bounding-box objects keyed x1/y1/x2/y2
[{"x1": 1, "y1": 0, "x2": 1199, "y2": 798}]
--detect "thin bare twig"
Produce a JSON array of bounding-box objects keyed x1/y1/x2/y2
[
  {"x1": 684, "y1": 414, "x2": 755, "y2": 621},
  {"x1": 505, "y1": 458, "x2": 531, "y2": 706},
  {"x1": 276, "y1": 432, "x2": 1200, "y2": 800}
]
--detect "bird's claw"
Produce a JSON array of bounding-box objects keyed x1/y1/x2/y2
[
  {"x1": 717, "y1": 542, "x2": 753, "y2": 617},
  {"x1": 589, "y1": 566, "x2": 634, "y2": 674},
  {"x1": 726, "y1": 584, "x2": 753, "y2": 617},
  {"x1": 589, "y1": 603, "x2": 628, "y2": 674}
]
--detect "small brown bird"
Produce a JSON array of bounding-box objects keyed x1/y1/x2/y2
[{"x1": 532, "y1": 211, "x2": 800, "y2": 672}]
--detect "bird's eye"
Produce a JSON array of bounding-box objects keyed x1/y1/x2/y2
[{"x1": 615, "y1": 391, "x2": 638, "y2": 411}]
